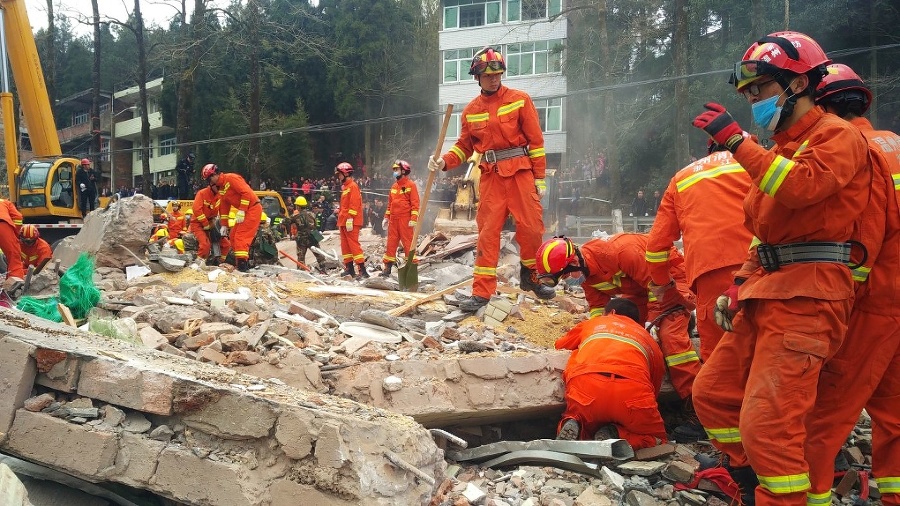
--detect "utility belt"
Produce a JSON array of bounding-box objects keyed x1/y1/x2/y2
[
  {"x1": 483, "y1": 146, "x2": 528, "y2": 164},
  {"x1": 757, "y1": 241, "x2": 852, "y2": 272}
]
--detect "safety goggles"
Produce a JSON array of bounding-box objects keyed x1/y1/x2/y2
[
  {"x1": 537, "y1": 264, "x2": 583, "y2": 287},
  {"x1": 472, "y1": 60, "x2": 505, "y2": 74},
  {"x1": 730, "y1": 60, "x2": 780, "y2": 90},
  {"x1": 21, "y1": 238, "x2": 36, "y2": 245}
]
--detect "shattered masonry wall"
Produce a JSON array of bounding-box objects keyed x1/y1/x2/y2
[{"x1": 0, "y1": 310, "x2": 445, "y2": 506}]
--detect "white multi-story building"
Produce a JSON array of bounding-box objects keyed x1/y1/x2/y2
[
  {"x1": 438, "y1": 0, "x2": 567, "y2": 170},
  {"x1": 112, "y1": 77, "x2": 178, "y2": 187}
]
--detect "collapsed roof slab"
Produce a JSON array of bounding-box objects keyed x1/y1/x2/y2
[{"x1": 0, "y1": 309, "x2": 445, "y2": 506}]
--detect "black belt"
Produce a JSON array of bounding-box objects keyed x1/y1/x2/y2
[
  {"x1": 483, "y1": 146, "x2": 528, "y2": 164},
  {"x1": 757, "y1": 242, "x2": 851, "y2": 272}
]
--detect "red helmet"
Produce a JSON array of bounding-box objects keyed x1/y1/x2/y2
[
  {"x1": 731, "y1": 31, "x2": 831, "y2": 91},
  {"x1": 81, "y1": 158, "x2": 91, "y2": 166},
  {"x1": 469, "y1": 47, "x2": 506, "y2": 76},
  {"x1": 335, "y1": 162, "x2": 354, "y2": 176},
  {"x1": 815, "y1": 64, "x2": 872, "y2": 114},
  {"x1": 392, "y1": 159, "x2": 412, "y2": 175},
  {"x1": 19, "y1": 224, "x2": 39, "y2": 241},
  {"x1": 536, "y1": 237, "x2": 577, "y2": 276},
  {"x1": 201, "y1": 163, "x2": 219, "y2": 180}
]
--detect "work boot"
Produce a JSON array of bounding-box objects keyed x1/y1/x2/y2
[
  {"x1": 206, "y1": 256, "x2": 220, "y2": 267},
  {"x1": 593, "y1": 423, "x2": 620, "y2": 441},
  {"x1": 380, "y1": 262, "x2": 394, "y2": 278},
  {"x1": 671, "y1": 418, "x2": 706, "y2": 443},
  {"x1": 341, "y1": 262, "x2": 356, "y2": 278},
  {"x1": 519, "y1": 264, "x2": 557, "y2": 300},
  {"x1": 556, "y1": 418, "x2": 580, "y2": 440},
  {"x1": 729, "y1": 466, "x2": 759, "y2": 506},
  {"x1": 458, "y1": 295, "x2": 489, "y2": 312},
  {"x1": 357, "y1": 263, "x2": 370, "y2": 279},
  {"x1": 236, "y1": 259, "x2": 250, "y2": 272}
]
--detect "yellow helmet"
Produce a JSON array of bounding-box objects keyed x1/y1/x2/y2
[
  {"x1": 153, "y1": 228, "x2": 169, "y2": 240},
  {"x1": 184, "y1": 208, "x2": 194, "y2": 215},
  {"x1": 260, "y1": 212, "x2": 269, "y2": 223},
  {"x1": 294, "y1": 196, "x2": 308, "y2": 207},
  {"x1": 173, "y1": 238, "x2": 185, "y2": 254}
]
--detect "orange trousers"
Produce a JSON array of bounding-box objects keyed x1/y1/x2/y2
[
  {"x1": 383, "y1": 216, "x2": 415, "y2": 264},
  {"x1": 806, "y1": 310, "x2": 900, "y2": 506},
  {"x1": 0, "y1": 222, "x2": 24, "y2": 278},
  {"x1": 472, "y1": 169, "x2": 544, "y2": 299},
  {"x1": 340, "y1": 225, "x2": 364, "y2": 265},
  {"x1": 693, "y1": 266, "x2": 738, "y2": 361},
  {"x1": 189, "y1": 222, "x2": 230, "y2": 262},
  {"x1": 647, "y1": 302, "x2": 700, "y2": 400},
  {"x1": 693, "y1": 297, "x2": 849, "y2": 506},
  {"x1": 228, "y1": 203, "x2": 262, "y2": 260},
  {"x1": 559, "y1": 373, "x2": 667, "y2": 450}
]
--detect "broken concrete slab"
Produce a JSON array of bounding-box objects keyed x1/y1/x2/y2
[
  {"x1": 481, "y1": 450, "x2": 601, "y2": 477},
  {"x1": 0, "y1": 463, "x2": 32, "y2": 506},
  {"x1": 0, "y1": 309, "x2": 444, "y2": 505},
  {"x1": 0, "y1": 337, "x2": 36, "y2": 443},
  {"x1": 448, "y1": 439, "x2": 634, "y2": 464}
]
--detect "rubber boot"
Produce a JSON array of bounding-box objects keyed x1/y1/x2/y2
[
  {"x1": 341, "y1": 262, "x2": 356, "y2": 278},
  {"x1": 380, "y1": 262, "x2": 394, "y2": 278},
  {"x1": 729, "y1": 466, "x2": 759, "y2": 506},
  {"x1": 519, "y1": 264, "x2": 556, "y2": 300},
  {"x1": 458, "y1": 295, "x2": 489, "y2": 312},
  {"x1": 357, "y1": 263, "x2": 370, "y2": 279},
  {"x1": 237, "y1": 259, "x2": 250, "y2": 272}
]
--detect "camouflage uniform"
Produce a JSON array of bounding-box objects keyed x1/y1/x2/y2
[
  {"x1": 292, "y1": 208, "x2": 327, "y2": 271},
  {"x1": 250, "y1": 224, "x2": 279, "y2": 267}
]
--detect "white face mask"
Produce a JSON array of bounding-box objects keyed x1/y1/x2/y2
[{"x1": 393, "y1": 171, "x2": 401, "y2": 179}]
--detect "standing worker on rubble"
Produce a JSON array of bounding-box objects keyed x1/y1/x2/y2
[
  {"x1": 535, "y1": 234, "x2": 702, "y2": 438},
  {"x1": 645, "y1": 138, "x2": 754, "y2": 361},
  {"x1": 381, "y1": 160, "x2": 420, "y2": 278},
  {"x1": 0, "y1": 198, "x2": 23, "y2": 288},
  {"x1": 75, "y1": 159, "x2": 96, "y2": 216},
  {"x1": 803, "y1": 64, "x2": 900, "y2": 506},
  {"x1": 554, "y1": 297, "x2": 668, "y2": 450},
  {"x1": 428, "y1": 47, "x2": 555, "y2": 311},
  {"x1": 190, "y1": 183, "x2": 230, "y2": 266},
  {"x1": 167, "y1": 201, "x2": 187, "y2": 238},
  {"x1": 335, "y1": 162, "x2": 369, "y2": 279},
  {"x1": 18, "y1": 225, "x2": 51, "y2": 269},
  {"x1": 202, "y1": 163, "x2": 261, "y2": 272},
  {"x1": 689, "y1": 31, "x2": 871, "y2": 505},
  {"x1": 175, "y1": 152, "x2": 196, "y2": 200},
  {"x1": 292, "y1": 196, "x2": 327, "y2": 273}
]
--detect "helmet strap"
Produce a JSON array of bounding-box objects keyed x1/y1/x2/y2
[{"x1": 573, "y1": 245, "x2": 589, "y2": 277}]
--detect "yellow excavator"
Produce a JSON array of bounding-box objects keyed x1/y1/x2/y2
[
  {"x1": 434, "y1": 152, "x2": 481, "y2": 234},
  {"x1": 1, "y1": 0, "x2": 86, "y2": 240}
]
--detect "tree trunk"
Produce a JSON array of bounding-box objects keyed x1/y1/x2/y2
[
  {"x1": 44, "y1": 0, "x2": 56, "y2": 106},
  {"x1": 598, "y1": 0, "x2": 618, "y2": 206},
  {"x1": 783, "y1": 0, "x2": 790, "y2": 30},
  {"x1": 673, "y1": 0, "x2": 689, "y2": 166},
  {"x1": 869, "y1": 0, "x2": 878, "y2": 126},
  {"x1": 176, "y1": 0, "x2": 205, "y2": 169},
  {"x1": 248, "y1": 0, "x2": 261, "y2": 188},
  {"x1": 752, "y1": 0, "x2": 763, "y2": 37},
  {"x1": 134, "y1": 0, "x2": 152, "y2": 189},
  {"x1": 90, "y1": 0, "x2": 102, "y2": 174}
]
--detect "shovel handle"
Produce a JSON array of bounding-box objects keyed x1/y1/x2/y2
[
  {"x1": 409, "y1": 104, "x2": 454, "y2": 254},
  {"x1": 278, "y1": 249, "x2": 311, "y2": 271}
]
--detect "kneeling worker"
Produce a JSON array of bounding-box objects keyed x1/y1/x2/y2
[{"x1": 555, "y1": 297, "x2": 668, "y2": 450}]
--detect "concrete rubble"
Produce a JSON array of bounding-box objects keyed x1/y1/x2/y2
[{"x1": 0, "y1": 196, "x2": 880, "y2": 505}]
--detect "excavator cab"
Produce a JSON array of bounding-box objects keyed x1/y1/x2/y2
[{"x1": 15, "y1": 158, "x2": 82, "y2": 218}]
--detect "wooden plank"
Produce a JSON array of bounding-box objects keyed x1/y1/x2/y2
[
  {"x1": 57, "y1": 303, "x2": 77, "y2": 327},
  {"x1": 386, "y1": 278, "x2": 473, "y2": 317}
]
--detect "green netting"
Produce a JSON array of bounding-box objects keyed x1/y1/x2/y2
[
  {"x1": 15, "y1": 252, "x2": 99, "y2": 322},
  {"x1": 16, "y1": 296, "x2": 62, "y2": 322}
]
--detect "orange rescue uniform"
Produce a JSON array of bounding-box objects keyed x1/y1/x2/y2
[
  {"x1": 167, "y1": 210, "x2": 186, "y2": 237},
  {"x1": 805, "y1": 118, "x2": 900, "y2": 506},
  {"x1": 692, "y1": 107, "x2": 871, "y2": 505},
  {"x1": 0, "y1": 199, "x2": 24, "y2": 278},
  {"x1": 555, "y1": 313, "x2": 667, "y2": 450},
  {"x1": 338, "y1": 177, "x2": 364, "y2": 266},
  {"x1": 190, "y1": 186, "x2": 230, "y2": 262},
  {"x1": 440, "y1": 84, "x2": 546, "y2": 299},
  {"x1": 215, "y1": 173, "x2": 261, "y2": 261},
  {"x1": 383, "y1": 175, "x2": 420, "y2": 265},
  {"x1": 20, "y1": 238, "x2": 52, "y2": 269},
  {"x1": 578, "y1": 233, "x2": 700, "y2": 400},
  {"x1": 646, "y1": 151, "x2": 754, "y2": 360}
]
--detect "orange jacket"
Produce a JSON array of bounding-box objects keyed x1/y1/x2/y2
[
  {"x1": 848, "y1": 117, "x2": 900, "y2": 315},
  {"x1": 339, "y1": 177, "x2": 363, "y2": 226},
  {"x1": 442, "y1": 85, "x2": 546, "y2": 179},
  {"x1": 732, "y1": 107, "x2": 870, "y2": 301},
  {"x1": 646, "y1": 151, "x2": 754, "y2": 288},
  {"x1": 580, "y1": 233, "x2": 689, "y2": 319},
  {"x1": 216, "y1": 173, "x2": 259, "y2": 215},
  {"x1": 20, "y1": 238, "x2": 52, "y2": 268},
  {"x1": 192, "y1": 186, "x2": 221, "y2": 230},
  {"x1": 167, "y1": 210, "x2": 186, "y2": 237},
  {"x1": 556, "y1": 313, "x2": 665, "y2": 395},
  {"x1": 0, "y1": 199, "x2": 22, "y2": 229},
  {"x1": 385, "y1": 176, "x2": 420, "y2": 221}
]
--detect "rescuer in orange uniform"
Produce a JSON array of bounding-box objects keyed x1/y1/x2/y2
[
  {"x1": 381, "y1": 160, "x2": 420, "y2": 278},
  {"x1": 554, "y1": 297, "x2": 668, "y2": 450},
  {"x1": 428, "y1": 47, "x2": 555, "y2": 311},
  {"x1": 18, "y1": 225, "x2": 51, "y2": 269},
  {"x1": 202, "y1": 163, "x2": 261, "y2": 272},
  {"x1": 190, "y1": 185, "x2": 230, "y2": 266},
  {"x1": 335, "y1": 162, "x2": 368, "y2": 279},
  {"x1": 536, "y1": 235, "x2": 700, "y2": 404},
  {"x1": 166, "y1": 201, "x2": 187, "y2": 238},
  {"x1": 646, "y1": 141, "x2": 753, "y2": 361},
  {"x1": 0, "y1": 198, "x2": 25, "y2": 280},
  {"x1": 690, "y1": 32, "x2": 871, "y2": 505},
  {"x1": 803, "y1": 64, "x2": 900, "y2": 506}
]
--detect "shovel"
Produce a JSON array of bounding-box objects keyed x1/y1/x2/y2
[{"x1": 397, "y1": 104, "x2": 454, "y2": 292}]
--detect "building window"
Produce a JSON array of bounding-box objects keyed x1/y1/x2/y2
[
  {"x1": 505, "y1": 39, "x2": 564, "y2": 77},
  {"x1": 444, "y1": 0, "x2": 500, "y2": 29},
  {"x1": 443, "y1": 48, "x2": 480, "y2": 83},
  {"x1": 507, "y1": 0, "x2": 562, "y2": 22},
  {"x1": 136, "y1": 140, "x2": 154, "y2": 161},
  {"x1": 73, "y1": 111, "x2": 89, "y2": 126},
  {"x1": 447, "y1": 111, "x2": 462, "y2": 139},
  {"x1": 159, "y1": 134, "x2": 176, "y2": 157},
  {"x1": 99, "y1": 103, "x2": 109, "y2": 114},
  {"x1": 535, "y1": 98, "x2": 562, "y2": 132},
  {"x1": 100, "y1": 138, "x2": 110, "y2": 162}
]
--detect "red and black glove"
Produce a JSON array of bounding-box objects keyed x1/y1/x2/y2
[
  {"x1": 714, "y1": 279, "x2": 745, "y2": 332},
  {"x1": 692, "y1": 103, "x2": 745, "y2": 152}
]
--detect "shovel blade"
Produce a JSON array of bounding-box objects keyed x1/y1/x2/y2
[{"x1": 397, "y1": 252, "x2": 418, "y2": 292}]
